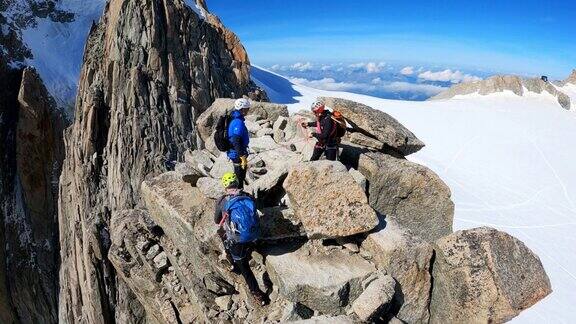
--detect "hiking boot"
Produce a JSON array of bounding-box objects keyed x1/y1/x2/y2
[
  {"x1": 219, "y1": 252, "x2": 240, "y2": 274},
  {"x1": 252, "y1": 291, "x2": 269, "y2": 306}
]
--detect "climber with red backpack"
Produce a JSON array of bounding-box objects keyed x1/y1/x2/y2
[
  {"x1": 301, "y1": 101, "x2": 347, "y2": 161},
  {"x1": 214, "y1": 172, "x2": 268, "y2": 306}
]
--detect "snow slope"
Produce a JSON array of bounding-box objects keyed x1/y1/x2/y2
[
  {"x1": 8, "y1": 0, "x2": 107, "y2": 112},
  {"x1": 252, "y1": 66, "x2": 576, "y2": 323}
]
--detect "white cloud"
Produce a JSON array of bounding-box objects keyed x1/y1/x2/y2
[
  {"x1": 418, "y1": 69, "x2": 482, "y2": 83},
  {"x1": 321, "y1": 64, "x2": 333, "y2": 71},
  {"x1": 380, "y1": 82, "x2": 446, "y2": 96},
  {"x1": 270, "y1": 64, "x2": 282, "y2": 71},
  {"x1": 290, "y1": 77, "x2": 364, "y2": 92},
  {"x1": 400, "y1": 66, "x2": 414, "y2": 75},
  {"x1": 349, "y1": 62, "x2": 386, "y2": 73},
  {"x1": 349, "y1": 62, "x2": 365, "y2": 68},
  {"x1": 289, "y1": 77, "x2": 446, "y2": 97},
  {"x1": 366, "y1": 62, "x2": 386, "y2": 73},
  {"x1": 290, "y1": 62, "x2": 314, "y2": 71}
]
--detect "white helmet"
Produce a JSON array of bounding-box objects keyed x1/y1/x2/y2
[
  {"x1": 234, "y1": 98, "x2": 251, "y2": 110},
  {"x1": 311, "y1": 101, "x2": 325, "y2": 113}
]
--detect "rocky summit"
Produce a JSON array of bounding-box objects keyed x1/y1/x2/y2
[
  {"x1": 431, "y1": 75, "x2": 571, "y2": 110},
  {"x1": 98, "y1": 95, "x2": 551, "y2": 323},
  {"x1": 0, "y1": 0, "x2": 555, "y2": 323}
]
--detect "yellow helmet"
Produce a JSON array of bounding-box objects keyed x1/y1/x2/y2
[{"x1": 221, "y1": 172, "x2": 238, "y2": 188}]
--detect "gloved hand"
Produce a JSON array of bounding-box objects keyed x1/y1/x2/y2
[{"x1": 240, "y1": 155, "x2": 248, "y2": 170}]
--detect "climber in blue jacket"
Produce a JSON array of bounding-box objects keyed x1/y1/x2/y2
[{"x1": 227, "y1": 98, "x2": 251, "y2": 189}]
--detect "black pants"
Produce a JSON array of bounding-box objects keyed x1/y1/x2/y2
[
  {"x1": 310, "y1": 145, "x2": 338, "y2": 161},
  {"x1": 227, "y1": 241, "x2": 262, "y2": 294},
  {"x1": 232, "y1": 159, "x2": 247, "y2": 189}
]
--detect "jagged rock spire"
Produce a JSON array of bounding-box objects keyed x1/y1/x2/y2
[{"x1": 58, "y1": 0, "x2": 255, "y2": 322}]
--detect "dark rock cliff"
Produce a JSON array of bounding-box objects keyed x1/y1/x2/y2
[
  {"x1": 57, "y1": 0, "x2": 254, "y2": 322},
  {"x1": 0, "y1": 60, "x2": 65, "y2": 323}
]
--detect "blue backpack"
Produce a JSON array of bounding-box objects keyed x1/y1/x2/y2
[{"x1": 224, "y1": 195, "x2": 260, "y2": 243}]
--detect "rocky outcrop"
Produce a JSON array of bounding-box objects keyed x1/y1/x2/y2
[
  {"x1": 351, "y1": 274, "x2": 396, "y2": 322},
  {"x1": 0, "y1": 56, "x2": 22, "y2": 324},
  {"x1": 430, "y1": 227, "x2": 552, "y2": 324},
  {"x1": 266, "y1": 244, "x2": 376, "y2": 315},
  {"x1": 321, "y1": 97, "x2": 425, "y2": 155},
  {"x1": 108, "y1": 209, "x2": 201, "y2": 323},
  {"x1": 344, "y1": 150, "x2": 454, "y2": 242},
  {"x1": 362, "y1": 221, "x2": 433, "y2": 324},
  {"x1": 196, "y1": 98, "x2": 288, "y2": 153},
  {"x1": 283, "y1": 161, "x2": 379, "y2": 239},
  {"x1": 57, "y1": 0, "x2": 256, "y2": 322},
  {"x1": 431, "y1": 75, "x2": 571, "y2": 109},
  {"x1": 0, "y1": 64, "x2": 65, "y2": 323},
  {"x1": 563, "y1": 69, "x2": 576, "y2": 85},
  {"x1": 99, "y1": 92, "x2": 552, "y2": 322}
]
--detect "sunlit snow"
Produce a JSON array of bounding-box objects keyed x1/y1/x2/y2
[{"x1": 253, "y1": 65, "x2": 576, "y2": 323}]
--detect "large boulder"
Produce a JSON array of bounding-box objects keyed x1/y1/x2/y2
[
  {"x1": 250, "y1": 136, "x2": 281, "y2": 153},
  {"x1": 196, "y1": 98, "x2": 288, "y2": 143},
  {"x1": 266, "y1": 245, "x2": 375, "y2": 314},
  {"x1": 245, "y1": 165, "x2": 290, "y2": 206},
  {"x1": 351, "y1": 274, "x2": 396, "y2": 322},
  {"x1": 108, "y1": 209, "x2": 205, "y2": 323},
  {"x1": 258, "y1": 146, "x2": 302, "y2": 171},
  {"x1": 184, "y1": 149, "x2": 215, "y2": 170},
  {"x1": 259, "y1": 207, "x2": 305, "y2": 240},
  {"x1": 196, "y1": 177, "x2": 225, "y2": 200},
  {"x1": 362, "y1": 221, "x2": 433, "y2": 324},
  {"x1": 320, "y1": 97, "x2": 424, "y2": 155},
  {"x1": 349, "y1": 151, "x2": 454, "y2": 242},
  {"x1": 283, "y1": 161, "x2": 379, "y2": 239},
  {"x1": 430, "y1": 227, "x2": 552, "y2": 324},
  {"x1": 209, "y1": 153, "x2": 234, "y2": 179},
  {"x1": 141, "y1": 172, "x2": 215, "y2": 245}
]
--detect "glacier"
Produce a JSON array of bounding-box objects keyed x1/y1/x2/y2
[{"x1": 252, "y1": 65, "x2": 576, "y2": 323}]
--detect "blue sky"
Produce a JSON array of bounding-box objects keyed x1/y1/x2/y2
[{"x1": 208, "y1": 0, "x2": 576, "y2": 79}]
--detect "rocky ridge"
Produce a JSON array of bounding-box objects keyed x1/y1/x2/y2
[
  {"x1": 0, "y1": 59, "x2": 65, "y2": 323},
  {"x1": 106, "y1": 96, "x2": 551, "y2": 323},
  {"x1": 431, "y1": 74, "x2": 572, "y2": 110},
  {"x1": 57, "y1": 0, "x2": 258, "y2": 322},
  {"x1": 562, "y1": 69, "x2": 576, "y2": 86}
]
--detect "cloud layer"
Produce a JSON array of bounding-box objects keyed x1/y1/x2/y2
[
  {"x1": 290, "y1": 77, "x2": 446, "y2": 97},
  {"x1": 417, "y1": 69, "x2": 482, "y2": 83}
]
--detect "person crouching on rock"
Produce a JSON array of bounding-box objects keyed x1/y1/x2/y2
[
  {"x1": 214, "y1": 172, "x2": 268, "y2": 306},
  {"x1": 228, "y1": 98, "x2": 251, "y2": 189},
  {"x1": 301, "y1": 101, "x2": 339, "y2": 161}
]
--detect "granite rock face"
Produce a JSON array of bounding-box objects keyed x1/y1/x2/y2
[
  {"x1": 430, "y1": 227, "x2": 552, "y2": 324},
  {"x1": 354, "y1": 151, "x2": 454, "y2": 242},
  {"x1": 283, "y1": 161, "x2": 379, "y2": 239},
  {"x1": 320, "y1": 97, "x2": 425, "y2": 155},
  {"x1": 266, "y1": 245, "x2": 376, "y2": 314},
  {"x1": 351, "y1": 274, "x2": 396, "y2": 322},
  {"x1": 0, "y1": 65, "x2": 65, "y2": 324},
  {"x1": 362, "y1": 221, "x2": 434, "y2": 324},
  {"x1": 57, "y1": 0, "x2": 255, "y2": 322}
]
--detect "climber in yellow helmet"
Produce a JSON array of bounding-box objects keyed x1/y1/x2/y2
[{"x1": 214, "y1": 172, "x2": 268, "y2": 306}]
